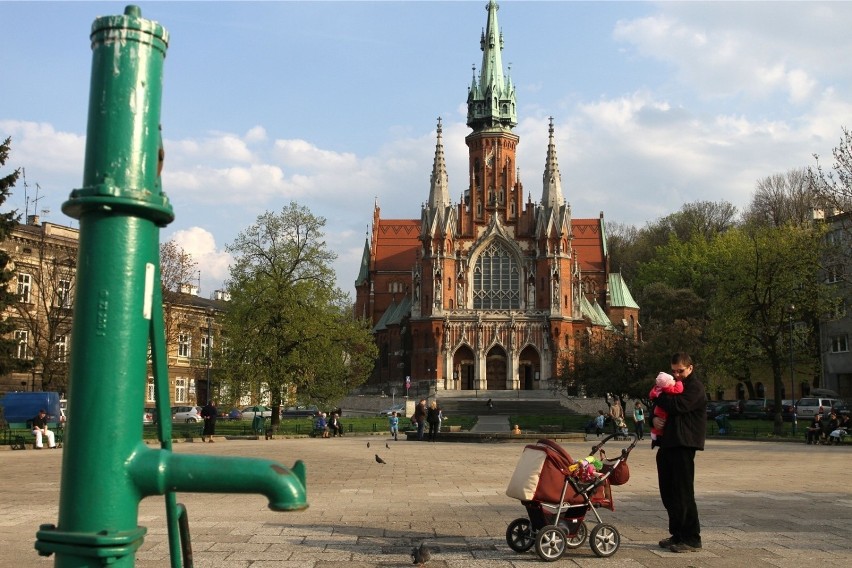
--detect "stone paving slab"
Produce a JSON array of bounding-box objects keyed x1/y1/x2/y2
[{"x1": 1, "y1": 436, "x2": 850, "y2": 566}]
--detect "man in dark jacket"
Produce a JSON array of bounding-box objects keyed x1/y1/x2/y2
[
  {"x1": 200, "y1": 400, "x2": 217, "y2": 443},
  {"x1": 652, "y1": 352, "x2": 706, "y2": 553}
]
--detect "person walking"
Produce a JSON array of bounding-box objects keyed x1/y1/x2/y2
[
  {"x1": 388, "y1": 411, "x2": 399, "y2": 441},
  {"x1": 652, "y1": 352, "x2": 706, "y2": 553},
  {"x1": 609, "y1": 398, "x2": 624, "y2": 434},
  {"x1": 200, "y1": 400, "x2": 218, "y2": 443},
  {"x1": 426, "y1": 400, "x2": 442, "y2": 442},
  {"x1": 413, "y1": 399, "x2": 427, "y2": 441},
  {"x1": 633, "y1": 401, "x2": 645, "y2": 441}
]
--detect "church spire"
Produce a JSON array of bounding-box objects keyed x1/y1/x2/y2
[
  {"x1": 428, "y1": 117, "x2": 450, "y2": 210},
  {"x1": 466, "y1": 1, "x2": 517, "y2": 131},
  {"x1": 541, "y1": 117, "x2": 564, "y2": 209}
]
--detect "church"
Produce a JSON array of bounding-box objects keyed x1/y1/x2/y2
[{"x1": 354, "y1": 1, "x2": 639, "y2": 392}]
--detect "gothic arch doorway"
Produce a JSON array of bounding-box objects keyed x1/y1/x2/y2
[
  {"x1": 453, "y1": 345, "x2": 475, "y2": 390},
  {"x1": 518, "y1": 345, "x2": 540, "y2": 390},
  {"x1": 486, "y1": 345, "x2": 508, "y2": 390}
]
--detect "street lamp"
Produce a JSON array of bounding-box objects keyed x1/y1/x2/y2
[
  {"x1": 206, "y1": 308, "x2": 213, "y2": 405},
  {"x1": 788, "y1": 305, "x2": 795, "y2": 402}
]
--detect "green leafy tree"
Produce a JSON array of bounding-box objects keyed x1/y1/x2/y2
[
  {"x1": 220, "y1": 203, "x2": 377, "y2": 423},
  {"x1": 706, "y1": 225, "x2": 834, "y2": 433},
  {"x1": 0, "y1": 137, "x2": 28, "y2": 380}
]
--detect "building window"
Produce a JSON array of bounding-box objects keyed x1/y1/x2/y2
[
  {"x1": 17, "y1": 273, "x2": 32, "y2": 303},
  {"x1": 201, "y1": 333, "x2": 211, "y2": 360},
  {"x1": 147, "y1": 378, "x2": 155, "y2": 402},
  {"x1": 827, "y1": 264, "x2": 844, "y2": 283},
  {"x1": 15, "y1": 330, "x2": 29, "y2": 359},
  {"x1": 178, "y1": 332, "x2": 191, "y2": 358},
  {"x1": 472, "y1": 241, "x2": 520, "y2": 309},
  {"x1": 175, "y1": 378, "x2": 187, "y2": 403},
  {"x1": 55, "y1": 334, "x2": 68, "y2": 363},
  {"x1": 56, "y1": 279, "x2": 73, "y2": 308},
  {"x1": 830, "y1": 335, "x2": 849, "y2": 353}
]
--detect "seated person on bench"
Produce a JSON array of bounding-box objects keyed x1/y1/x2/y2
[
  {"x1": 805, "y1": 414, "x2": 824, "y2": 445},
  {"x1": 32, "y1": 409, "x2": 57, "y2": 449}
]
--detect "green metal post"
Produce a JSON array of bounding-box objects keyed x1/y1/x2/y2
[{"x1": 35, "y1": 7, "x2": 307, "y2": 567}]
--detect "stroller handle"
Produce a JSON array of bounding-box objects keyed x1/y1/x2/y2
[{"x1": 590, "y1": 432, "x2": 638, "y2": 458}]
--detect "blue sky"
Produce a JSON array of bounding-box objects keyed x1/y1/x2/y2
[{"x1": 2, "y1": 1, "x2": 851, "y2": 297}]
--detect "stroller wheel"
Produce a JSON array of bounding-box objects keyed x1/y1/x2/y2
[
  {"x1": 564, "y1": 520, "x2": 588, "y2": 549},
  {"x1": 505, "y1": 517, "x2": 535, "y2": 553},
  {"x1": 535, "y1": 525, "x2": 567, "y2": 562},
  {"x1": 589, "y1": 523, "x2": 620, "y2": 558}
]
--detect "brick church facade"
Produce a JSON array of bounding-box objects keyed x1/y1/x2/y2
[{"x1": 354, "y1": 1, "x2": 639, "y2": 392}]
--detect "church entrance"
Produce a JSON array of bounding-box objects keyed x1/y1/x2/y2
[
  {"x1": 486, "y1": 346, "x2": 508, "y2": 390},
  {"x1": 453, "y1": 345, "x2": 475, "y2": 390},
  {"x1": 519, "y1": 346, "x2": 540, "y2": 390}
]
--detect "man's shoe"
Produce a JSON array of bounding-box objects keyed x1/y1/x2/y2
[
  {"x1": 670, "y1": 542, "x2": 701, "y2": 553},
  {"x1": 208, "y1": 439, "x2": 214, "y2": 443},
  {"x1": 658, "y1": 537, "x2": 678, "y2": 548}
]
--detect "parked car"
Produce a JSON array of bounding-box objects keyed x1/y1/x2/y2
[
  {"x1": 240, "y1": 405, "x2": 273, "y2": 420},
  {"x1": 741, "y1": 398, "x2": 770, "y2": 419},
  {"x1": 172, "y1": 405, "x2": 202, "y2": 423},
  {"x1": 796, "y1": 397, "x2": 842, "y2": 418},
  {"x1": 706, "y1": 401, "x2": 741, "y2": 420},
  {"x1": 143, "y1": 408, "x2": 154, "y2": 424},
  {"x1": 377, "y1": 403, "x2": 405, "y2": 417},
  {"x1": 765, "y1": 399, "x2": 796, "y2": 421},
  {"x1": 281, "y1": 405, "x2": 319, "y2": 418}
]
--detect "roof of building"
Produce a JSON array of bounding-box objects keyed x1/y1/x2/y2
[
  {"x1": 571, "y1": 217, "x2": 606, "y2": 273},
  {"x1": 608, "y1": 273, "x2": 640, "y2": 309},
  {"x1": 373, "y1": 219, "x2": 421, "y2": 272}
]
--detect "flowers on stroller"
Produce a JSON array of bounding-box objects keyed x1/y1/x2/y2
[{"x1": 504, "y1": 434, "x2": 637, "y2": 561}]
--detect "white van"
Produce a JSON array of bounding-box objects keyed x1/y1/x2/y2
[{"x1": 795, "y1": 397, "x2": 841, "y2": 417}]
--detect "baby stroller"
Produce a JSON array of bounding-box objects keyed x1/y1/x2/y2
[{"x1": 504, "y1": 433, "x2": 637, "y2": 561}]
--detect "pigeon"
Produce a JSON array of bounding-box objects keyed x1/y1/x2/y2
[
  {"x1": 386, "y1": 443, "x2": 390, "y2": 449},
  {"x1": 375, "y1": 454, "x2": 386, "y2": 464},
  {"x1": 411, "y1": 542, "x2": 431, "y2": 565},
  {"x1": 367, "y1": 441, "x2": 370, "y2": 448}
]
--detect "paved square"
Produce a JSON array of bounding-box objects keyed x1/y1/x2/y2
[{"x1": 1, "y1": 436, "x2": 850, "y2": 566}]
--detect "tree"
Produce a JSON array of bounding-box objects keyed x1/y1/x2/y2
[
  {"x1": 159, "y1": 240, "x2": 197, "y2": 358},
  {"x1": 704, "y1": 225, "x2": 833, "y2": 434},
  {"x1": 809, "y1": 126, "x2": 852, "y2": 213},
  {"x1": 743, "y1": 168, "x2": 826, "y2": 228},
  {"x1": 220, "y1": 202, "x2": 377, "y2": 423},
  {"x1": 0, "y1": 138, "x2": 29, "y2": 381},
  {"x1": 10, "y1": 225, "x2": 76, "y2": 392}
]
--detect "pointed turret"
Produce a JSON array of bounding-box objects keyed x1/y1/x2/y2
[
  {"x1": 541, "y1": 117, "x2": 564, "y2": 209},
  {"x1": 428, "y1": 117, "x2": 450, "y2": 211},
  {"x1": 467, "y1": 1, "x2": 517, "y2": 131},
  {"x1": 535, "y1": 118, "x2": 571, "y2": 240},
  {"x1": 355, "y1": 236, "x2": 371, "y2": 286}
]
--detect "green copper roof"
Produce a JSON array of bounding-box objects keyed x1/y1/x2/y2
[
  {"x1": 579, "y1": 294, "x2": 611, "y2": 329},
  {"x1": 467, "y1": 1, "x2": 517, "y2": 131},
  {"x1": 608, "y1": 273, "x2": 639, "y2": 309}
]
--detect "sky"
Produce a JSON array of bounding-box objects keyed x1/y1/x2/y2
[{"x1": 2, "y1": 1, "x2": 852, "y2": 298}]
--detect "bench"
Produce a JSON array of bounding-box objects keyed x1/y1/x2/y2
[
  {"x1": 446, "y1": 425, "x2": 462, "y2": 433},
  {"x1": 2, "y1": 421, "x2": 63, "y2": 450}
]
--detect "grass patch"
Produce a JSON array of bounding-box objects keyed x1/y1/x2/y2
[
  {"x1": 509, "y1": 414, "x2": 592, "y2": 433},
  {"x1": 148, "y1": 414, "x2": 479, "y2": 439}
]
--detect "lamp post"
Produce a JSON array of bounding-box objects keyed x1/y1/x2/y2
[
  {"x1": 788, "y1": 305, "x2": 795, "y2": 401},
  {"x1": 206, "y1": 308, "x2": 213, "y2": 405}
]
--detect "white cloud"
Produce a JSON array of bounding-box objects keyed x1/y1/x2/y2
[{"x1": 169, "y1": 227, "x2": 232, "y2": 294}]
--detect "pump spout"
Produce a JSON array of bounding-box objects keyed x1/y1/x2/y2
[{"x1": 130, "y1": 447, "x2": 308, "y2": 511}]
